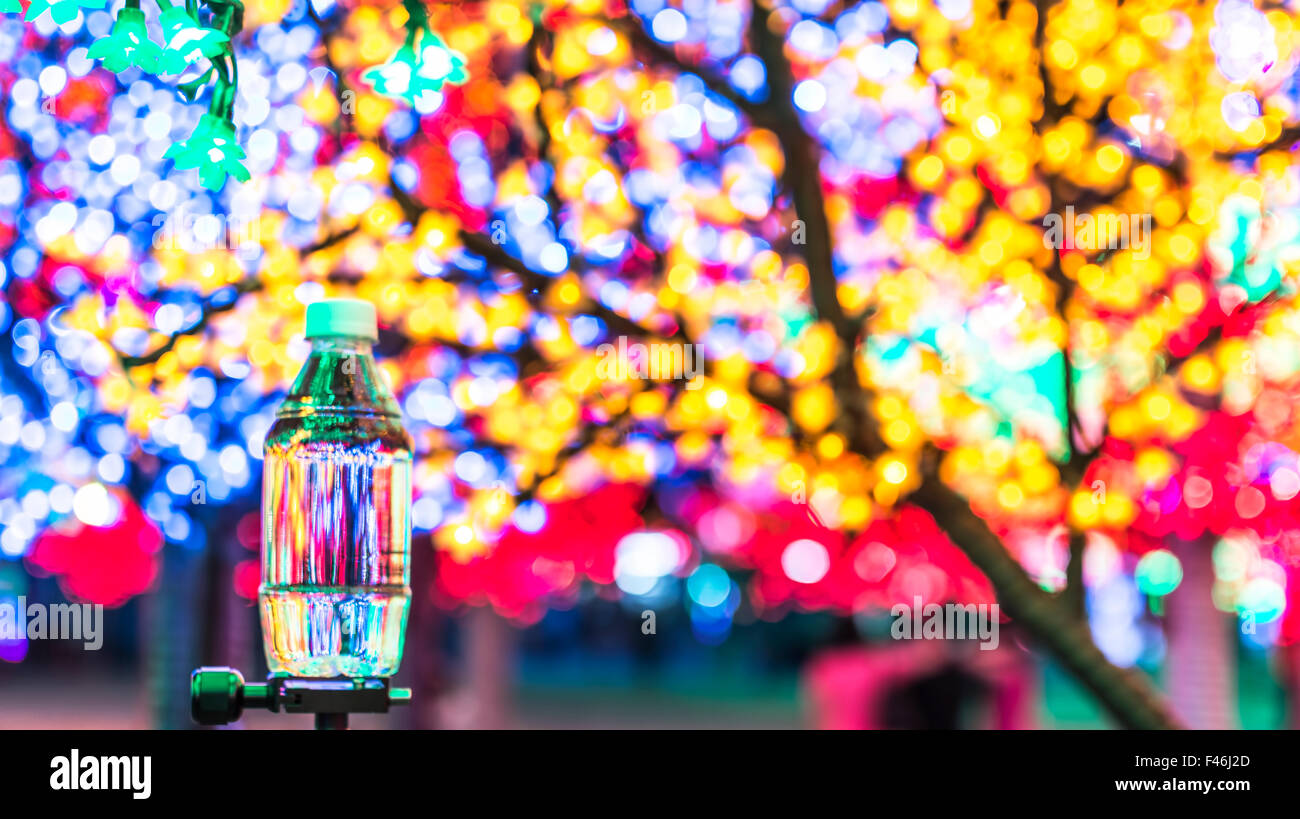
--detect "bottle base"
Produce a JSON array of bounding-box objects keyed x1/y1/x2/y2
[{"x1": 259, "y1": 586, "x2": 410, "y2": 678}]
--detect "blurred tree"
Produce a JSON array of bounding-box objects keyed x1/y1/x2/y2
[{"x1": 10, "y1": 0, "x2": 1300, "y2": 729}]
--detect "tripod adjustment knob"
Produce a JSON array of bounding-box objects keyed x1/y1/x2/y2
[{"x1": 191, "y1": 667, "x2": 246, "y2": 726}]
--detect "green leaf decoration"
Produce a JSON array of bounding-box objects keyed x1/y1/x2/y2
[
  {"x1": 164, "y1": 113, "x2": 250, "y2": 192},
  {"x1": 157, "y1": 6, "x2": 230, "y2": 76},
  {"x1": 361, "y1": 44, "x2": 427, "y2": 103},
  {"x1": 363, "y1": 34, "x2": 467, "y2": 105},
  {"x1": 24, "y1": 0, "x2": 107, "y2": 25},
  {"x1": 415, "y1": 34, "x2": 467, "y2": 90},
  {"x1": 86, "y1": 8, "x2": 161, "y2": 75},
  {"x1": 177, "y1": 67, "x2": 215, "y2": 103}
]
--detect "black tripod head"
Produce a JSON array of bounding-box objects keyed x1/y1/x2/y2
[{"x1": 191, "y1": 667, "x2": 411, "y2": 729}]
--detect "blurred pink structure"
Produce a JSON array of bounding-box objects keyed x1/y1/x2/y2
[{"x1": 801, "y1": 640, "x2": 1036, "y2": 729}]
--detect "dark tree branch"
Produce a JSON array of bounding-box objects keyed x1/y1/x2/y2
[
  {"x1": 911, "y1": 475, "x2": 1180, "y2": 728},
  {"x1": 1031, "y1": 0, "x2": 1088, "y2": 467},
  {"x1": 1034, "y1": 0, "x2": 1068, "y2": 122},
  {"x1": 514, "y1": 393, "x2": 641, "y2": 504},
  {"x1": 456, "y1": 228, "x2": 691, "y2": 345},
  {"x1": 611, "y1": 15, "x2": 771, "y2": 126},
  {"x1": 301, "y1": 223, "x2": 361, "y2": 254},
  {"x1": 1062, "y1": 526, "x2": 1087, "y2": 620},
  {"x1": 119, "y1": 277, "x2": 262, "y2": 369},
  {"x1": 1215, "y1": 124, "x2": 1300, "y2": 161},
  {"x1": 747, "y1": 0, "x2": 885, "y2": 458},
  {"x1": 1031, "y1": 0, "x2": 1110, "y2": 620},
  {"x1": 120, "y1": 221, "x2": 364, "y2": 370}
]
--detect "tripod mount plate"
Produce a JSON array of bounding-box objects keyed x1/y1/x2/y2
[{"x1": 191, "y1": 667, "x2": 411, "y2": 727}]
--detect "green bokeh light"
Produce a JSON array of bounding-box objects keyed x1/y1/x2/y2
[{"x1": 1135, "y1": 549, "x2": 1183, "y2": 597}]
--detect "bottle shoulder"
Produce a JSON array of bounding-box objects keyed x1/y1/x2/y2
[
  {"x1": 264, "y1": 410, "x2": 414, "y2": 454},
  {"x1": 284, "y1": 348, "x2": 403, "y2": 415}
]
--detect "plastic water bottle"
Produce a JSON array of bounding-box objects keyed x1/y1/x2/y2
[{"x1": 260, "y1": 299, "x2": 412, "y2": 677}]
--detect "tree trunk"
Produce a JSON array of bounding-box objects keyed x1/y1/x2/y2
[
  {"x1": 1282, "y1": 644, "x2": 1300, "y2": 728},
  {"x1": 144, "y1": 543, "x2": 204, "y2": 729},
  {"x1": 462, "y1": 606, "x2": 515, "y2": 729},
  {"x1": 400, "y1": 535, "x2": 443, "y2": 729},
  {"x1": 1166, "y1": 535, "x2": 1235, "y2": 729}
]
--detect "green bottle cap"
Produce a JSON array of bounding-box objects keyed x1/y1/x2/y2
[{"x1": 305, "y1": 298, "x2": 379, "y2": 340}]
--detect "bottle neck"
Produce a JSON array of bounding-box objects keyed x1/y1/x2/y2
[
  {"x1": 309, "y1": 336, "x2": 374, "y2": 356},
  {"x1": 279, "y1": 335, "x2": 399, "y2": 417}
]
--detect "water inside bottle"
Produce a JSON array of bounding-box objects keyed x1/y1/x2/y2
[{"x1": 260, "y1": 337, "x2": 412, "y2": 677}]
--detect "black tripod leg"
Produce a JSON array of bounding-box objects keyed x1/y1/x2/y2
[{"x1": 315, "y1": 713, "x2": 348, "y2": 730}]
